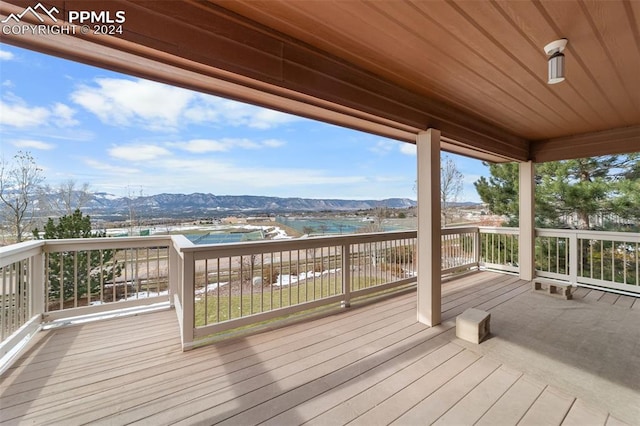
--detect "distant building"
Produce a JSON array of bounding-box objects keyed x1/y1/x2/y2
[{"x1": 222, "y1": 216, "x2": 247, "y2": 224}]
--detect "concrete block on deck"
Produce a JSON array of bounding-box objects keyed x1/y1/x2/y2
[
  {"x1": 532, "y1": 279, "x2": 573, "y2": 300},
  {"x1": 456, "y1": 308, "x2": 490, "y2": 344}
]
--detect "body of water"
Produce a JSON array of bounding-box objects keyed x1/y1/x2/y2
[
  {"x1": 186, "y1": 230, "x2": 263, "y2": 245},
  {"x1": 275, "y1": 216, "x2": 399, "y2": 235}
]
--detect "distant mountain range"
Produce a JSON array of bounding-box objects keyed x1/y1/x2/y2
[{"x1": 77, "y1": 192, "x2": 418, "y2": 219}]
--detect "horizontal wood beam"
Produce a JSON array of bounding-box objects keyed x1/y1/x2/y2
[
  {"x1": 531, "y1": 125, "x2": 640, "y2": 163},
  {"x1": 0, "y1": 0, "x2": 528, "y2": 161}
]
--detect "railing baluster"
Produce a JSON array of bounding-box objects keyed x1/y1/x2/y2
[
  {"x1": 86, "y1": 250, "x2": 92, "y2": 305},
  {"x1": 1, "y1": 266, "x2": 7, "y2": 340},
  {"x1": 623, "y1": 242, "x2": 627, "y2": 284},
  {"x1": 204, "y1": 259, "x2": 209, "y2": 324},
  {"x1": 216, "y1": 258, "x2": 220, "y2": 321}
]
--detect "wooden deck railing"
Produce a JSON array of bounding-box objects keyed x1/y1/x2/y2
[
  {"x1": 1, "y1": 227, "x2": 637, "y2": 358},
  {"x1": 0, "y1": 236, "x2": 175, "y2": 368},
  {"x1": 0, "y1": 240, "x2": 44, "y2": 362},
  {"x1": 178, "y1": 231, "x2": 418, "y2": 348},
  {"x1": 536, "y1": 229, "x2": 640, "y2": 294}
]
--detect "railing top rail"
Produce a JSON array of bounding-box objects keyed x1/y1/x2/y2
[
  {"x1": 180, "y1": 230, "x2": 418, "y2": 258},
  {"x1": 42, "y1": 235, "x2": 173, "y2": 252},
  {"x1": 535, "y1": 228, "x2": 640, "y2": 242},
  {"x1": 0, "y1": 240, "x2": 45, "y2": 267},
  {"x1": 170, "y1": 234, "x2": 195, "y2": 250},
  {"x1": 441, "y1": 226, "x2": 479, "y2": 235},
  {"x1": 478, "y1": 226, "x2": 519, "y2": 234}
]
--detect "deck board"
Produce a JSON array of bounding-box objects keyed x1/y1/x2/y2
[
  {"x1": 518, "y1": 386, "x2": 575, "y2": 426},
  {"x1": 432, "y1": 365, "x2": 522, "y2": 425},
  {"x1": 562, "y1": 398, "x2": 608, "y2": 425},
  {"x1": 475, "y1": 375, "x2": 546, "y2": 425},
  {"x1": 0, "y1": 271, "x2": 635, "y2": 425}
]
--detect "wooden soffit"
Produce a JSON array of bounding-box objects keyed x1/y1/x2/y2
[{"x1": 1, "y1": 0, "x2": 639, "y2": 162}]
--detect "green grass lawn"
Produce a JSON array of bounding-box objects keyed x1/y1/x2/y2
[{"x1": 194, "y1": 275, "x2": 387, "y2": 326}]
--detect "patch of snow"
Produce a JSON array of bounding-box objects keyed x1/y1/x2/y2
[{"x1": 272, "y1": 268, "x2": 341, "y2": 287}]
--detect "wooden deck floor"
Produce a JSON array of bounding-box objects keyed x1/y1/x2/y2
[{"x1": 1, "y1": 272, "x2": 637, "y2": 425}]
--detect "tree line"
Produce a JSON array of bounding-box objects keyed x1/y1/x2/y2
[
  {"x1": 475, "y1": 154, "x2": 639, "y2": 231},
  {"x1": 0, "y1": 151, "x2": 95, "y2": 243}
]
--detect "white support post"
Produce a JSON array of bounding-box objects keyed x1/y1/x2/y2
[
  {"x1": 30, "y1": 251, "x2": 45, "y2": 317},
  {"x1": 416, "y1": 129, "x2": 441, "y2": 327},
  {"x1": 569, "y1": 232, "x2": 578, "y2": 284},
  {"x1": 181, "y1": 251, "x2": 195, "y2": 350},
  {"x1": 519, "y1": 161, "x2": 535, "y2": 281}
]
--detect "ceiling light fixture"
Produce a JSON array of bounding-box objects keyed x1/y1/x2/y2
[{"x1": 544, "y1": 38, "x2": 568, "y2": 84}]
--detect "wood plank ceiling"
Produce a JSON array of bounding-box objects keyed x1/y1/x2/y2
[{"x1": 1, "y1": 0, "x2": 638, "y2": 162}]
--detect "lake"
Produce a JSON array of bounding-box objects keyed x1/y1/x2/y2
[{"x1": 275, "y1": 216, "x2": 400, "y2": 235}]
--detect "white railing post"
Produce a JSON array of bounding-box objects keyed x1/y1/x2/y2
[
  {"x1": 29, "y1": 250, "x2": 45, "y2": 317},
  {"x1": 569, "y1": 231, "x2": 578, "y2": 284},
  {"x1": 474, "y1": 227, "x2": 481, "y2": 269},
  {"x1": 168, "y1": 241, "x2": 178, "y2": 308},
  {"x1": 342, "y1": 243, "x2": 351, "y2": 308},
  {"x1": 180, "y1": 251, "x2": 195, "y2": 351}
]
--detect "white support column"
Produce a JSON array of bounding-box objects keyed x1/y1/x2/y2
[
  {"x1": 519, "y1": 161, "x2": 535, "y2": 281},
  {"x1": 416, "y1": 129, "x2": 441, "y2": 327}
]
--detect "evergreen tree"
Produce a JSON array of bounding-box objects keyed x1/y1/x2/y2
[
  {"x1": 474, "y1": 154, "x2": 639, "y2": 230},
  {"x1": 474, "y1": 162, "x2": 520, "y2": 226},
  {"x1": 33, "y1": 209, "x2": 121, "y2": 304}
]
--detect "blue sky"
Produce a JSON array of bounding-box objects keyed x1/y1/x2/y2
[{"x1": 0, "y1": 44, "x2": 487, "y2": 202}]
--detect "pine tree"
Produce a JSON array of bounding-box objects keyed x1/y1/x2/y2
[
  {"x1": 474, "y1": 154, "x2": 639, "y2": 230},
  {"x1": 474, "y1": 162, "x2": 520, "y2": 226},
  {"x1": 33, "y1": 209, "x2": 121, "y2": 306}
]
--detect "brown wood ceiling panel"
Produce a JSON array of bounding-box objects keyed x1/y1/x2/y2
[
  {"x1": 492, "y1": 0, "x2": 613, "y2": 131},
  {"x1": 395, "y1": 0, "x2": 577, "y2": 138},
  {"x1": 539, "y1": 1, "x2": 640, "y2": 125},
  {"x1": 2, "y1": 0, "x2": 637, "y2": 161},
  {"x1": 532, "y1": 125, "x2": 640, "y2": 162},
  {"x1": 444, "y1": 1, "x2": 605, "y2": 132},
  {"x1": 215, "y1": 0, "x2": 639, "y2": 144},
  {"x1": 215, "y1": 0, "x2": 535, "y2": 137},
  {"x1": 118, "y1": 1, "x2": 285, "y2": 82},
  {"x1": 317, "y1": 1, "x2": 542, "y2": 136},
  {"x1": 358, "y1": 1, "x2": 562, "y2": 139},
  {"x1": 579, "y1": 0, "x2": 640, "y2": 115},
  {"x1": 220, "y1": 0, "x2": 555, "y2": 139}
]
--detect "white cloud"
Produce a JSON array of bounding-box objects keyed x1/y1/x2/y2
[
  {"x1": 52, "y1": 103, "x2": 79, "y2": 127},
  {"x1": 70, "y1": 77, "x2": 301, "y2": 131},
  {"x1": 71, "y1": 78, "x2": 194, "y2": 130},
  {"x1": 170, "y1": 138, "x2": 286, "y2": 153},
  {"x1": 185, "y1": 97, "x2": 299, "y2": 129},
  {"x1": 0, "y1": 50, "x2": 14, "y2": 61},
  {"x1": 11, "y1": 139, "x2": 55, "y2": 150},
  {"x1": 0, "y1": 97, "x2": 78, "y2": 128},
  {"x1": 247, "y1": 108, "x2": 299, "y2": 129},
  {"x1": 263, "y1": 139, "x2": 285, "y2": 148},
  {"x1": 173, "y1": 139, "x2": 227, "y2": 153},
  {"x1": 108, "y1": 144, "x2": 172, "y2": 161},
  {"x1": 82, "y1": 154, "x2": 367, "y2": 196},
  {"x1": 0, "y1": 99, "x2": 50, "y2": 127},
  {"x1": 399, "y1": 143, "x2": 416, "y2": 156},
  {"x1": 369, "y1": 140, "x2": 394, "y2": 155},
  {"x1": 84, "y1": 158, "x2": 140, "y2": 175}
]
